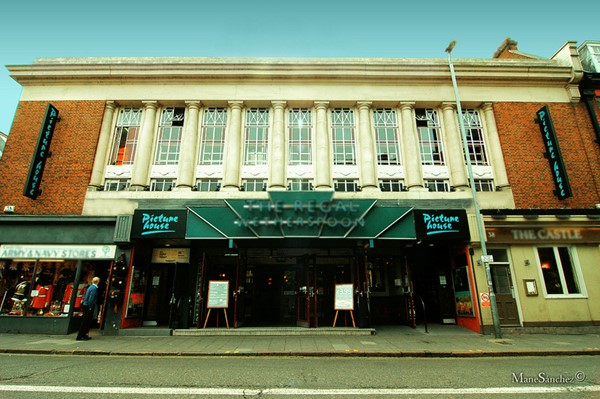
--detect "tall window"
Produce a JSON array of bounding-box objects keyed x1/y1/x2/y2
[
  {"x1": 416, "y1": 109, "x2": 444, "y2": 165},
  {"x1": 537, "y1": 247, "x2": 583, "y2": 296},
  {"x1": 288, "y1": 109, "x2": 312, "y2": 165},
  {"x1": 374, "y1": 109, "x2": 401, "y2": 165},
  {"x1": 244, "y1": 108, "x2": 269, "y2": 165},
  {"x1": 154, "y1": 107, "x2": 184, "y2": 165},
  {"x1": 461, "y1": 110, "x2": 489, "y2": 166},
  {"x1": 109, "y1": 108, "x2": 142, "y2": 165},
  {"x1": 331, "y1": 109, "x2": 356, "y2": 165},
  {"x1": 200, "y1": 108, "x2": 227, "y2": 165}
]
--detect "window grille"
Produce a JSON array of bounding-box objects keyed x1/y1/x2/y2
[
  {"x1": 288, "y1": 109, "x2": 312, "y2": 165},
  {"x1": 331, "y1": 109, "x2": 356, "y2": 165},
  {"x1": 416, "y1": 109, "x2": 444, "y2": 165},
  {"x1": 200, "y1": 108, "x2": 227, "y2": 165},
  {"x1": 374, "y1": 109, "x2": 401, "y2": 165},
  {"x1": 244, "y1": 109, "x2": 269, "y2": 165},
  {"x1": 109, "y1": 108, "x2": 142, "y2": 165},
  {"x1": 154, "y1": 107, "x2": 184, "y2": 165}
]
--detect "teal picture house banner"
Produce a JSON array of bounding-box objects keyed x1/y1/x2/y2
[{"x1": 187, "y1": 191, "x2": 415, "y2": 240}]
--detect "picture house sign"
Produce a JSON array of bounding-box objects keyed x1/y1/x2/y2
[
  {"x1": 23, "y1": 104, "x2": 59, "y2": 199},
  {"x1": 535, "y1": 105, "x2": 572, "y2": 200}
]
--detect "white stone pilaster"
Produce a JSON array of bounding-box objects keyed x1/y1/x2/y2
[
  {"x1": 357, "y1": 102, "x2": 378, "y2": 191},
  {"x1": 481, "y1": 103, "x2": 510, "y2": 189},
  {"x1": 130, "y1": 101, "x2": 158, "y2": 190},
  {"x1": 88, "y1": 101, "x2": 116, "y2": 190},
  {"x1": 269, "y1": 101, "x2": 287, "y2": 191},
  {"x1": 441, "y1": 102, "x2": 469, "y2": 190},
  {"x1": 314, "y1": 101, "x2": 331, "y2": 190},
  {"x1": 221, "y1": 101, "x2": 244, "y2": 191},
  {"x1": 175, "y1": 101, "x2": 201, "y2": 191},
  {"x1": 399, "y1": 102, "x2": 424, "y2": 190}
]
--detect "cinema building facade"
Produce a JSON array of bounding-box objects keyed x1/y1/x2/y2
[{"x1": 0, "y1": 40, "x2": 599, "y2": 335}]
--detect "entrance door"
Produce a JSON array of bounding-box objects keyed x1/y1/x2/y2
[
  {"x1": 491, "y1": 264, "x2": 520, "y2": 326},
  {"x1": 233, "y1": 254, "x2": 247, "y2": 328},
  {"x1": 296, "y1": 255, "x2": 316, "y2": 328},
  {"x1": 143, "y1": 264, "x2": 174, "y2": 326}
]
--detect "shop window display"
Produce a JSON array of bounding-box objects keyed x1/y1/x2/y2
[{"x1": 0, "y1": 260, "x2": 107, "y2": 318}]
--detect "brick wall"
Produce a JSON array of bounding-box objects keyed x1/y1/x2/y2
[
  {"x1": 494, "y1": 102, "x2": 600, "y2": 208},
  {"x1": 0, "y1": 101, "x2": 105, "y2": 215}
]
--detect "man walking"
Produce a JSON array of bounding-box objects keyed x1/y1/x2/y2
[{"x1": 76, "y1": 276, "x2": 100, "y2": 341}]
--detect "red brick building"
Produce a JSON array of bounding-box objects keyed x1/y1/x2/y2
[{"x1": 0, "y1": 39, "x2": 598, "y2": 336}]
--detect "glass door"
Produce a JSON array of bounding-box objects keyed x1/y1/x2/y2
[{"x1": 296, "y1": 255, "x2": 316, "y2": 327}]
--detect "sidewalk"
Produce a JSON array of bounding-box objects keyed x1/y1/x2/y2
[{"x1": 1, "y1": 325, "x2": 599, "y2": 357}]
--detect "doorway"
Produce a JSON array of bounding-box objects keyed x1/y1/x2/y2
[
  {"x1": 143, "y1": 264, "x2": 175, "y2": 327},
  {"x1": 490, "y1": 264, "x2": 520, "y2": 326}
]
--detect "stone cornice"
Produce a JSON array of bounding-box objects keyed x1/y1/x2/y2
[{"x1": 8, "y1": 57, "x2": 577, "y2": 87}]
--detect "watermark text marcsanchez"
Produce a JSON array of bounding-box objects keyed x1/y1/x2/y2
[{"x1": 512, "y1": 371, "x2": 586, "y2": 384}]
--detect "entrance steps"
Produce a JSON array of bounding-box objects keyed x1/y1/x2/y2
[{"x1": 173, "y1": 327, "x2": 376, "y2": 336}]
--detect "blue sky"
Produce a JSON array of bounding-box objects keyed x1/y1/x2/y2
[{"x1": 1, "y1": 0, "x2": 599, "y2": 134}]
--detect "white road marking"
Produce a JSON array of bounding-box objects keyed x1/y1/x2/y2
[{"x1": 0, "y1": 385, "x2": 599, "y2": 396}]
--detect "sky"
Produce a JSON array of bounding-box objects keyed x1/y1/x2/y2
[{"x1": 1, "y1": 0, "x2": 599, "y2": 134}]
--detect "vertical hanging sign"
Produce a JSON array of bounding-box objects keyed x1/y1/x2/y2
[
  {"x1": 535, "y1": 105, "x2": 572, "y2": 200},
  {"x1": 23, "y1": 104, "x2": 60, "y2": 199}
]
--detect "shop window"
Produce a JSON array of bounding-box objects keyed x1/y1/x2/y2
[
  {"x1": 109, "y1": 108, "x2": 142, "y2": 166},
  {"x1": 536, "y1": 247, "x2": 584, "y2": 296},
  {"x1": 367, "y1": 258, "x2": 388, "y2": 293},
  {"x1": 199, "y1": 108, "x2": 227, "y2": 165},
  {"x1": 0, "y1": 260, "x2": 106, "y2": 318},
  {"x1": 154, "y1": 107, "x2": 184, "y2": 165},
  {"x1": 374, "y1": 109, "x2": 401, "y2": 165}
]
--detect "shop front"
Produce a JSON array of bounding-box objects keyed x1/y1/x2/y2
[
  {"x1": 483, "y1": 211, "x2": 600, "y2": 329},
  {"x1": 0, "y1": 216, "x2": 118, "y2": 334},
  {"x1": 122, "y1": 193, "x2": 481, "y2": 333}
]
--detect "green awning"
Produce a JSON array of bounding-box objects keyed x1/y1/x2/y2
[{"x1": 186, "y1": 192, "x2": 415, "y2": 240}]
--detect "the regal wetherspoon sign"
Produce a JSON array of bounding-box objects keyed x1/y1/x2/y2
[
  {"x1": 227, "y1": 191, "x2": 375, "y2": 238},
  {"x1": 23, "y1": 104, "x2": 59, "y2": 199},
  {"x1": 536, "y1": 105, "x2": 572, "y2": 200},
  {"x1": 187, "y1": 192, "x2": 415, "y2": 239}
]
